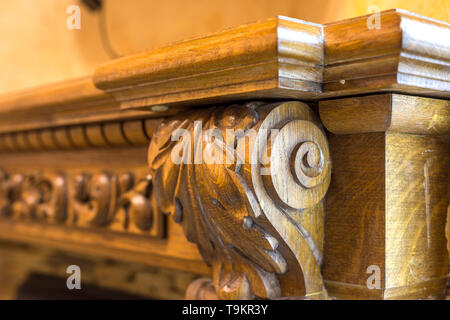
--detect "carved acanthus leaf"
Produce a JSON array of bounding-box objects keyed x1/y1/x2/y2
[
  {"x1": 148, "y1": 103, "x2": 289, "y2": 299},
  {"x1": 148, "y1": 100, "x2": 332, "y2": 299}
]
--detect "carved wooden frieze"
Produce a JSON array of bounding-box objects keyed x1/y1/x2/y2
[
  {"x1": 148, "y1": 101, "x2": 331, "y2": 299},
  {"x1": 0, "y1": 169, "x2": 67, "y2": 223},
  {"x1": 0, "y1": 168, "x2": 163, "y2": 238}
]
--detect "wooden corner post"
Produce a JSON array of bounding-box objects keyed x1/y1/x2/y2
[{"x1": 320, "y1": 94, "x2": 449, "y2": 299}]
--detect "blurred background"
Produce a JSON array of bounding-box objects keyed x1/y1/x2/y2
[{"x1": 0, "y1": 0, "x2": 448, "y2": 95}]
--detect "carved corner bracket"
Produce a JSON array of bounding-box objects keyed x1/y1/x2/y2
[{"x1": 148, "y1": 101, "x2": 331, "y2": 299}]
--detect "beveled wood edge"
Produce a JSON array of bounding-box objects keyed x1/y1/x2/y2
[
  {"x1": 0, "y1": 9, "x2": 448, "y2": 134},
  {"x1": 319, "y1": 93, "x2": 450, "y2": 135},
  {"x1": 323, "y1": 9, "x2": 450, "y2": 96},
  {"x1": 93, "y1": 17, "x2": 323, "y2": 87}
]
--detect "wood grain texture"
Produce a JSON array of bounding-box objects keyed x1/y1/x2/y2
[
  {"x1": 385, "y1": 133, "x2": 449, "y2": 299},
  {"x1": 0, "y1": 76, "x2": 181, "y2": 134},
  {"x1": 323, "y1": 132, "x2": 386, "y2": 299},
  {"x1": 0, "y1": 10, "x2": 448, "y2": 135},
  {"x1": 0, "y1": 9, "x2": 447, "y2": 300},
  {"x1": 320, "y1": 94, "x2": 450, "y2": 135},
  {"x1": 2, "y1": 0, "x2": 448, "y2": 96},
  {"x1": 448, "y1": 205, "x2": 450, "y2": 283},
  {"x1": 322, "y1": 94, "x2": 449, "y2": 299},
  {"x1": 94, "y1": 8, "x2": 448, "y2": 108},
  {"x1": 323, "y1": 9, "x2": 450, "y2": 97},
  {"x1": 98, "y1": 0, "x2": 449, "y2": 58},
  {"x1": 93, "y1": 9, "x2": 449, "y2": 109},
  {"x1": 0, "y1": 146, "x2": 208, "y2": 275},
  {"x1": 93, "y1": 16, "x2": 323, "y2": 109},
  {"x1": 185, "y1": 278, "x2": 218, "y2": 300}
]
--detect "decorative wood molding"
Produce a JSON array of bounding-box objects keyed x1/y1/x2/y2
[
  {"x1": 93, "y1": 9, "x2": 450, "y2": 109},
  {"x1": 93, "y1": 17, "x2": 324, "y2": 109},
  {"x1": 0, "y1": 170, "x2": 67, "y2": 223},
  {"x1": 0, "y1": 118, "x2": 162, "y2": 152},
  {"x1": 0, "y1": 168, "x2": 164, "y2": 238},
  {"x1": 320, "y1": 94, "x2": 450, "y2": 135},
  {"x1": 0, "y1": 9, "x2": 447, "y2": 300},
  {"x1": 0, "y1": 10, "x2": 447, "y2": 135},
  {"x1": 148, "y1": 101, "x2": 331, "y2": 299},
  {"x1": 319, "y1": 94, "x2": 449, "y2": 300},
  {"x1": 0, "y1": 77, "x2": 179, "y2": 134},
  {"x1": 323, "y1": 9, "x2": 450, "y2": 97}
]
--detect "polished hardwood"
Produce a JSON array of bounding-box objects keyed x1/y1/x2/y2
[
  {"x1": 320, "y1": 94, "x2": 450, "y2": 135},
  {"x1": 323, "y1": 10, "x2": 450, "y2": 97},
  {"x1": 320, "y1": 94, "x2": 449, "y2": 299},
  {"x1": 148, "y1": 101, "x2": 330, "y2": 299},
  {"x1": 0, "y1": 146, "x2": 208, "y2": 275},
  {"x1": 0, "y1": 10, "x2": 448, "y2": 134},
  {"x1": 0, "y1": 10, "x2": 447, "y2": 300}
]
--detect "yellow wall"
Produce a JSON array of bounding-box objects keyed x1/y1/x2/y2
[{"x1": 0, "y1": 0, "x2": 448, "y2": 94}]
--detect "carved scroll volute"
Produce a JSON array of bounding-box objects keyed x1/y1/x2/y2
[
  {"x1": 250, "y1": 102, "x2": 331, "y2": 298},
  {"x1": 148, "y1": 101, "x2": 331, "y2": 299}
]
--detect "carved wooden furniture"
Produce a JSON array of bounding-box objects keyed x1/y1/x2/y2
[{"x1": 0, "y1": 9, "x2": 448, "y2": 300}]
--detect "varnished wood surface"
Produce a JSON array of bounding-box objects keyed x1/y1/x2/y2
[
  {"x1": 94, "y1": 8, "x2": 449, "y2": 108},
  {"x1": 0, "y1": 76, "x2": 181, "y2": 134},
  {"x1": 0, "y1": 10, "x2": 448, "y2": 134},
  {"x1": 3, "y1": 0, "x2": 448, "y2": 95},
  {"x1": 94, "y1": 16, "x2": 324, "y2": 109},
  {"x1": 320, "y1": 94, "x2": 450, "y2": 135},
  {"x1": 0, "y1": 218, "x2": 209, "y2": 276},
  {"x1": 0, "y1": 146, "x2": 209, "y2": 276},
  {"x1": 384, "y1": 133, "x2": 448, "y2": 299},
  {"x1": 324, "y1": 132, "x2": 449, "y2": 299},
  {"x1": 147, "y1": 101, "x2": 330, "y2": 299},
  {"x1": 0, "y1": 117, "x2": 162, "y2": 152},
  {"x1": 321, "y1": 94, "x2": 449, "y2": 300},
  {"x1": 323, "y1": 10, "x2": 450, "y2": 96},
  {"x1": 323, "y1": 132, "x2": 386, "y2": 299},
  {"x1": 0, "y1": 9, "x2": 448, "y2": 300}
]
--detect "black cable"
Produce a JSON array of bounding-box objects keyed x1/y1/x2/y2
[
  {"x1": 98, "y1": 3, "x2": 121, "y2": 59},
  {"x1": 81, "y1": 0, "x2": 120, "y2": 59}
]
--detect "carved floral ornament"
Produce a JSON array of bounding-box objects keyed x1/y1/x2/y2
[
  {"x1": 0, "y1": 168, "x2": 158, "y2": 236},
  {"x1": 148, "y1": 101, "x2": 331, "y2": 299}
]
